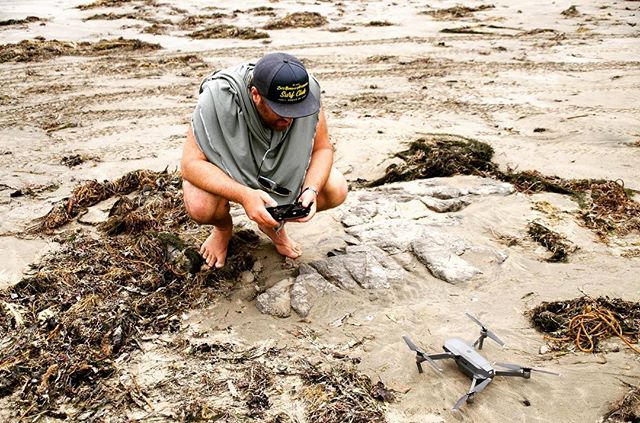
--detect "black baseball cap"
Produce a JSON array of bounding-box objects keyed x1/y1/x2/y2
[{"x1": 252, "y1": 52, "x2": 320, "y2": 118}]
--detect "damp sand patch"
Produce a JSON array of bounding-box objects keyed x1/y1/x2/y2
[
  {"x1": 0, "y1": 37, "x2": 161, "y2": 63},
  {"x1": 529, "y1": 296, "x2": 640, "y2": 354},
  {"x1": 367, "y1": 134, "x2": 640, "y2": 242}
]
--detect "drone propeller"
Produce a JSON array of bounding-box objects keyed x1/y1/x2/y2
[
  {"x1": 466, "y1": 312, "x2": 505, "y2": 347},
  {"x1": 402, "y1": 335, "x2": 443, "y2": 372},
  {"x1": 453, "y1": 378, "x2": 493, "y2": 411},
  {"x1": 495, "y1": 362, "x2": 561, "y2": 376}
]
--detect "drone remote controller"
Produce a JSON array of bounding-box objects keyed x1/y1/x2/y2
[{"x1": 266, "y1": 202, "x2": 312, "y2": 222}]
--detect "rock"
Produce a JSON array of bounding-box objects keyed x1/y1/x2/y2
[
  {"x1": 255, "y1": 278, "x2": 294, "y2": 318},
  {"x1": 310, "y1": 256, "x2": 359, "y2": 290},
  {"x1": 290, "y1": 271, "x2": 339, "y2": 317},
  {"x1": 240, "y1": 271, "x2": 255, "y2": 283},
  {"x1": 468, "y1": 179, "x2": 515, "y2": 196},
  {"x1": 539, "y1": 345, "x2": 550, "y2": 355},
  {"x1": 411, "y1": 239, "x2": 481, "y2": 284},
  {"x1": 421, "y1": 196, "x2": 470, "y2": 213},
  {"x1": 345, "y1": 244, "x2": 405, "y2": 287}
]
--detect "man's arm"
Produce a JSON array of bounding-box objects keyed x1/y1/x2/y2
[
  {"x1": 301, "y1": 107, "x2": 333, "y2": 197},
  {"x1": 181, "y1": 125, "x2": 279, "y2": 227}
]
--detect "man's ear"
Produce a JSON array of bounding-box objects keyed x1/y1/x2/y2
[{"x1": 250, "y1": 86, "x2": 261, "y2": 104}]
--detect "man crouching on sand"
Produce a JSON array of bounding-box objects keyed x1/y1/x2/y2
[{"x1": 181, "y1": 52, "x2": 348, "y2": 268}]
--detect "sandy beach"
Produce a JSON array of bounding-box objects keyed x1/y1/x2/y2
[{"x1": 1, "y1": 0, "x2": 639, "y2": 421}]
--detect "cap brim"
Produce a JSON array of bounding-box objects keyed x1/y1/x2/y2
[{"x1": 264, "y1": 92, "x2": 320, "y2": 119}]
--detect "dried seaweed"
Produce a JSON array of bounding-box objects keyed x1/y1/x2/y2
[
  {"x1": 366, "y1": 135, "x2": 496, "y2": 187},
  {"x1": 603, "y1": 384, "x2": 640, "y2": 422},
  {"x1": 0, "y1": 170, "x2": 261, "y2": 418},
  {"x1": 528, "y1": 222, "x2": 577, "y2": 262},
  {"x1": 188, "y1": 25, "x2": 269, "y2": 40},
  {"x1": 263, "y1": 12, "x2": 327, "y2": 29},
  {"x1": 28, "y1": 169, "x2": 175, "y2": 233},
  {"x1": 529, "y1": 297, "x2": 640, "y2": 353},
  {"x1": 77, "y1": 0, "x2": 137, "y2": 10},
  {"x1": 0, "y1": 37, "x2": 161, "y2": 63},
  {"x1": 368, "y1": 134, "x2": 640, "y2": 240},
  {"x1": 561, "y1": 6, "x2": 580, "y2": 18},
  {"x1": 421, "y1": 5, "x2": 495, "y2": 20},
  {"x1": 0, "y1": 16, "x2": 42, "y2": 26},
  {"x1": 301, "y1": 360, "x2": 386, "y2": 423}
]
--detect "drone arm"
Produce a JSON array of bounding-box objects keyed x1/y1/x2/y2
[
  {"x1": 473, "y1": 331, "x2": 487, "y2": 350},
  {"x1": 428, "y1": 352, "x2": 456, "y2": 361},
  {"x1": 495, "y1": 369, "x2": 529, "y2": 379}
]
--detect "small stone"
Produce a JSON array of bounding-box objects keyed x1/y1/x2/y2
[
  {"x1": 539, "y1": 345, "x2": 550, "y2": 354},
  {"x1": 240, "y1": 271, "x2": 255, "y2": 283}
]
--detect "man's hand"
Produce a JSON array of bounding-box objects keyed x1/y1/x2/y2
[
  {"x1": 293, "y1": 188, "x2": 318, "y2": 222},
  {"x1": 242, "y1": 188, "x2": 280, "y2": 227}
]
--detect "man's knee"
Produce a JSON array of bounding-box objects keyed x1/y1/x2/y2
[
  {"x1": 183, "y1": 180, "x2": 229, "y2": 224},
  {"x1": 319, "y1": 168, "x2": 348, "y2": 210}
]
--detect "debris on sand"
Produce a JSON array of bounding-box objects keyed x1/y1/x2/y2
[
  {"x1": 561, "y1": 6, "x2": 580, "y2": 18},
  {"x1": 263, "y1": 12, "x2": 327, "y2": 29},
  {"x1": 527, "y1": 222, "x2": 577, "y2": 262},
  {"x1": 366, "y1": 21, "x2": 394, "y2": 26},
  {"x1": 60, "y1": 154, "x2": 90, "y2": 167},
  {"x1": 77, "y1": 0, "x2": 135, "y2": 10},
  {"x1": 0, "y1": 169, "x2": 263, "y2": 418},
  {"x1": 421, "y1": 5, "x2": 495, "y2": 20},
  {"x1": 440, "y1": 26, "x2": 492, "y2": 34},
  {"x1": 580, "y1": 180, "x2": 640, "y2": 239},
  {"x1": 0, "y1": 37, "x2": 161, "y2": 63},
  {"x1": 83, "y1": 12, "x2": 139, "y2": 20},
  {"x1": 28, "y1": 169, "x2": 176, "y2": 233},
  {"x1": 177, "y1": 14, "x2": 227, "y2": 30},
  {"x1": 369, "y1": 134, "x2": 640, "y2": 241},
  {"x1": 366, "y1": 135, "x2": 497, "y2": 187},
  {"x1": 529, "y1": 296, "x2": 640, "y2": 354},
  {"x1": 188, "y1": 24, "x2": 269, "y2": 40},
  {"x1": 0, "y1": 16, "x2": 42, "y2": 26},
  {"x1": 243, "y1": 6, "x2": 277, "y2": 17},
  {"x1": 603, "y1": 384, "x2": 640, "y2": 422},
  {"x1": 1, "y1": 168, "x2": 392, "y2": 419},
  {"x1": 301, "y1": 360, "x2": 387, "y2": 422}
]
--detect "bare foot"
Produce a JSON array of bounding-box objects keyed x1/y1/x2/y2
[
  {"x1": 258, "y1": 224, "x2": 302, "y2": 259},
  {"x1": 200, "y1": 226, "x2": 233, "y2": 268}
]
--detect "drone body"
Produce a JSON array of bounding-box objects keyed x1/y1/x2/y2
[{"x1": 404, "y1": 313, "x2": 559, "y2": 410}]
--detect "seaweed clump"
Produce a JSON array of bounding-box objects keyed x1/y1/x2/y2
[
  {"x1": 0, "y1": 16, "x2": 42, "y2": 26},
  {"x1": 28, "y1": 169, "x2": 175, "y2": 233},
  {"x1": 301, "y1": 360, "x2": 387, "y2": 423},
  {"x1": 263, "y1": 12, "x2": 327, "y2": 29},
  {"x1": 529, "y1": 296, "x2": 640, "y2": 353},
  {"x1": 0, "y1": 37, "x2": 160, "y2": 63},
  {"x1": 188, "y1": 25, "x2": 269, "y2": 40},
  {"x1": 421, "y1": 5, "x2": 495, "y2": 20},
  {"x1": 603, "y1": 384, "x2": 640, "y2": 422},
  {"x1": 367, "y1": 134, "x2": 640, "y2": 241},
  {"x1": 77, "y1": 0, "x2": 135, "y2": 10},
  {"x1": 0, "y1": 169, "x2": 260, "y2": 418},
  {"x1": 367, "y1": 134, "x2": 497, "y2": 187},
  {"x1": 527, "y1": 222, "x2": 577, "y2": 262}
]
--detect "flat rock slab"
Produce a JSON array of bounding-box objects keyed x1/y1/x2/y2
[{"x1": 256, "y1": 177, "x2": 512, "y2": 317}]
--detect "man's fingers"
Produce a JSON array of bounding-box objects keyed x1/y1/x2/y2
[{"x1": 260, "y1": 191, "x2": 278, "y2": 207}]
